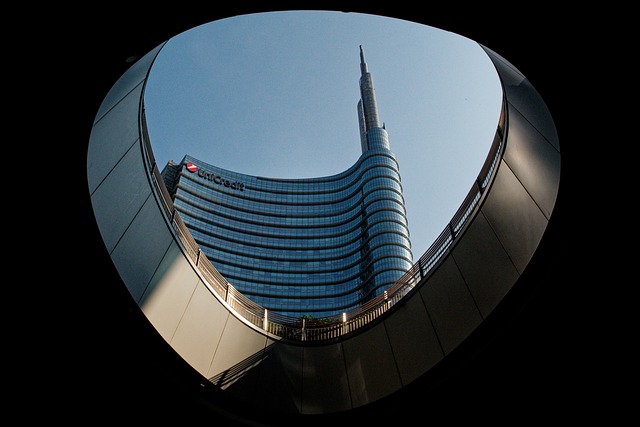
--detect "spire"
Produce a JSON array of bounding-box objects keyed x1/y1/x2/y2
[
  {"x1": 357, "y1": 46, "x2": 390, "y2": 153},
  {"x1": 360, "y1": 45, "x2": 368, "y2": 75},
  {"x1": 358, "y1": 45, "x2": 380, "y2": 138}
]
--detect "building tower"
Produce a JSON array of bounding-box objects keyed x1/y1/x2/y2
[{"x1": 162, "y1": 46, "x2": 413, "y2": 318}]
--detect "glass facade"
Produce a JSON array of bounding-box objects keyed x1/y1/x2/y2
[{"x1": 162, "y1": 46, "x2": 412, "y2": 318}]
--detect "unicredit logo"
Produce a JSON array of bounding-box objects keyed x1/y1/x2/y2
[{"x1": 184, "y1": 162, "x2": 245, "y2": 191}]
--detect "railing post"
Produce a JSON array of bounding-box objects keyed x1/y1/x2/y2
[
  {"x1": 448, "y1": 222, "x2": 456, "y2": 240},
  {"x1": 263, "y1": 309, "x2": 268, "y2": 331},
  {"x1": 342, "y1": 312, "x2": 347, "y2": 335}
]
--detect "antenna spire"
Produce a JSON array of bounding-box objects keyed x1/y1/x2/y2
[
  {"x1": 359, "y1": 45, "x2": 368, "y2": 75},
  {"x1": 357, "y1": 45, "x2": 389, "y2": 152}
]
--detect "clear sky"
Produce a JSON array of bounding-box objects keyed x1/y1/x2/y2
[{"x1": 143, "y1": 10, "x2": 503, "y2": 261}]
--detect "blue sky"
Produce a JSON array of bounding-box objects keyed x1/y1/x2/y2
[{"x1": 143, "y1": 10, "x2": 503, "y2": 260}]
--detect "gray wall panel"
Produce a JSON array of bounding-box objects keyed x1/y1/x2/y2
[
  {"x1": 139, "y1": 242, "x2": 200, "y2": 341},
  {"x1": 301, "y1": 343, "x2": 351, "y2": 414},
  {"x1": 343, "y1": 323, "x2": 402, "y2": 408},
  {"x1": 206, "y1": 317, "x2": 269, "y2": 409},
  {"x1": 384, "y1": 294, "x2": 443, "y2": 385},
  {"x1": 93, "y1": 43, "x2": 164, "y2": 124},
  {"x1": 87, "y1": 83, "x2": 143, "y2": 194},
  {"x1": 89, "y1": 143, "x2": 152, "y2": 253},
  {"x1": 503, "y1": 106, "x2": 560, "y2": 219},
  {"x1": 507, "y1": 78, "x2": 560, "y2": 152},
  {"x1": 481, "y1": 161, "x2": 549, "y2": 274},
  {"x1": 171, "y1": 283, "x2": 230, "y2": 377},
  {"x1": 451, "y1": 212, "x2": 519, "y2": 318},
  {"x1": 207, "y1": 314, "x2": 268, "y2": 388},
  {"x1": 482, "y1": 45, "x2": 559, "y2": 151},
  {"x1": 110, "y1": 195, "x2": 174, "y2": 301},
  {"x1": 419, "y1": 256, "x2": 483, "y2": 353},
  {"x1": 250, "y1": 340, "x2": 304, "y2": 414}
]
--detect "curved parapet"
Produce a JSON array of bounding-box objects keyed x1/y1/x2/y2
[{"x1": 86, "y1": 30, "x2": 559, "y2": 417}]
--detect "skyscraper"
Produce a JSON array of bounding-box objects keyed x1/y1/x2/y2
[{"x1": 162, "y1": 46, "x2": 413, "y2": 318}]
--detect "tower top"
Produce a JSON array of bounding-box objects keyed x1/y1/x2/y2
[
  {"x1": 357, "y1": 45, "x2": 388, "y2": 152},
  {"x1": 359, "y1": 45, "x2": 368, "y2": 75}
]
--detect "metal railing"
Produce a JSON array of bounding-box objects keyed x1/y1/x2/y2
[{"x1": 139, "y1": 95, "x2": 506, "y2": 342}]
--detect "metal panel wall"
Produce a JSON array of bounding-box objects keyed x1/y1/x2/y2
[
  {"x1": 139, "y1": 242, "x2": 201, "y2": 342},
  {"x1": 480, "y1": 160, "x2": 549, "y2": 275},
  {"x1": 171, "y1": 282, "x2": 231, "y2": 375},
  {"x1": 250, "y1": 341, "x2": 305, "y2": 413},
  {"x1": 301, "y1": 343, "x2": 351, "y2": 414},
  {"x1": 343, "y1": 322, "x2": 403, "y2": 407},
  {"x1": 451, "y1": 208, "x2": 521, "y2": 317},
  {"x1": 93, "y1": 44, "x2": 164, "y2": 124},
  {"x1": 502, "y1": 106, "x2": 561, "y2": 219},
  {"x1": 89, "y1": 142, "x2": 151, "y2": 253},
  {"x1": 87, "y1": 86, "x2": 143, "y2": 194},
  {"x1": 481, "y1": 45, "x2": 559, "y2": 151},
  {"x1": 418, "y1": 256, "x2": 484, "y2": 353},
  {"x1": 110, "y1": 195, "x2": 174, "y2": 301},
  {"x1": 383, "y1": 293, "x2": 443, "y2": 385},
  {"x1": 207, "y1": 315, "x2": 269, "y2": 386}
]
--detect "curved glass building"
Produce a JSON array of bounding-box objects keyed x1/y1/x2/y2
[{"x1": 162, "y1": 46, "x2": 413, "y2": 318}]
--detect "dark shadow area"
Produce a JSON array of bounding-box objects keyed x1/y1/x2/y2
[
  {"x1": 209, "y1": 342, "x2": 306, "y2": 415},
  {"x1": 59, "y1": 2, "x2": 593, "y2": 425},
  {"x1": 208, "y1": 347, "x2": 267, "y2": 389}
]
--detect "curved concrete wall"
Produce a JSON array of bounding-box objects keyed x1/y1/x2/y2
[{"x1": 87, "y1": 39, "x2": 559, "y2": 415}]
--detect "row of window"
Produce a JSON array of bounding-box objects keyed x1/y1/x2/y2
[
  {"x1": 186, "y1": 219, "x2": 411, "y2": 257},
  {"x1": 241, "y1": 268, "x2": 409, "y2": 316},
  {"x1": 236, "y1": 266, "x2": 410, "y2": 301},
  {"x1": 205, "y1": 243, "x2": 412, "y2": 279},
  {"x1": 177, "y1": 193, "x2": 406, "y2": 225},
  {"x1": 177, "y1": 168, "x2": 403, "y2": 212},
  {"x1": 180, "y1": 205, "x2": 409, "y2": 243},
  {"x1": 180, "y1": 152, "x2": 400, "y2": 196}
]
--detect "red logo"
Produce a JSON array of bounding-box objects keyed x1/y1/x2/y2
[{"x1": 186, "y1": 162, "x2": 198, "y2": 173}]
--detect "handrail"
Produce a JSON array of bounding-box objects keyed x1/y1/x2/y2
[{"x1": 139, "y1": 95, "x2": 506, "y2": 342}]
